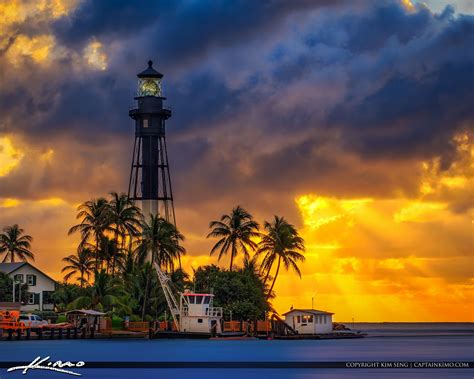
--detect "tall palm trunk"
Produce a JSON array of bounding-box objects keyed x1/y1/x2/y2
[
  {"x1": 267, "y1": 256, "x2": 281, "y2": 298},
  {"x1": 111, "y1": 231, "x2": 119, "y2": 277},
  {"x1": 95, "y1": 233, "x2": 100, "y2": 272},
  {"x1": 263, "y1": 264, "x2": 272, "y2": 285},
  {"x1": 142, "y1": 253, "x2": 153, "y2": 321},
  {"x1": 229, "y1": 243, "x2": 236, "y2": 271}
]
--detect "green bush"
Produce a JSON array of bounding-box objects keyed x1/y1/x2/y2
[
  {"x1": 111, "y1": 316, "x2": 123, "y2": 329},
  {"x1": 56, "y1": 315, "x2": 66, "y2": 323}
]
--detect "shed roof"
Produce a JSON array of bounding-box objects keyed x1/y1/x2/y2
[
  {"x1": 66, "y1": 309, "x2": 106, "y2": 316},
  {"x1": 282, "y1": 308, "x2": 334, "y2": 316}
]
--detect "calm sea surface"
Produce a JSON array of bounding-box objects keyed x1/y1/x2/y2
[{"x1": 1, "y1": 323, "x2": 473, "y2": 379}]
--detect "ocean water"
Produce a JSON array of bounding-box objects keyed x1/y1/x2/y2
[
  {"x1": 1, "y1": 323, "x2": 473, "y2": 379},
  {"x1": 342, "y1": 322, "x2": 474, "y2": 336}
]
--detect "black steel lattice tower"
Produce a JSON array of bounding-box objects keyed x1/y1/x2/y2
[{"x1": 128, "y1": 61, "x2": 176, "y2": 224}]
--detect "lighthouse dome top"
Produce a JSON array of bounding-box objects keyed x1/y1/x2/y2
[{"x1": 137, "y1": 60, "x2": 163, "y2": 79}]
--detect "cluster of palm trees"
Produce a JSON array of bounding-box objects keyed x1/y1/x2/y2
[
  {"x1": 64, "y1": 192, "x2": 185, "y2": 280},
  {"x1": 207, "y1": 206, "x2": 305, "y2": 298},
  {"x1": 1, "y1": 195, "x2": 306, "y2": 317}
]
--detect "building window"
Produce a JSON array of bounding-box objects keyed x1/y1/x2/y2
[
  {"x1": 188, "y1": 296, "x2": 195, "y2": 304},
  {"x1": 27, "y1": 274, "x2": 36, "y2": 286},
  {"x1": 28, "y1": 293, "x2": 35, "y2": 304},
  {"x1": 296, "y1": 316, "x2": 301, "y2": 323},
  {"x1": 301, "y1": 315, "x2": 313, "y2": 323},
  {"x1": 14, "y1": 274, "x2": 24, "y2": 283},
  {"x1": 197, "y1": 319, "x2": 203, "y2": 324},
  {"x1": 143, "y1": 119, "x2": 149, "y2": 128}
]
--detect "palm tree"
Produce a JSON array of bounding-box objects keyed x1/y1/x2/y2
[
  {"x1": 51, "y1": 282, "x2": 84, "y2": 312},
  {"x1": 107, "y1": 192, "x2": 142, "y2": 275},
  {"x1": 61, "y1": 247, "x2": 95, "y2": 287},
  {"x1": 0, "y1": 224, "x2": 34, "y2": 263},
  {"x1": 207, "y1": 206, "x2": 259, "y2": 271},
  {"x1": 71, "y1": 270, "x2": 130, "y2": 313},
  {"x1": 68, "y1": 198, "x2": 110, "y2": 270},
  {"x1": 97, "y1": 236, "x2": 124, "y2": 274},
  {"x1": 257, "y1": 216, "x2": 305, "y2": 298},
  {"x1": 135, "y1": 214, "x2": 185, "y2": 320}
]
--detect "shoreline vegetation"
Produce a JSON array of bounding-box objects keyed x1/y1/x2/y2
[{"x1": 0, "y1": 192, "x2": 306, "y2": 324}]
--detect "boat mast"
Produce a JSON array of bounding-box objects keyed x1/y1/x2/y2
[{"x1": 153, "y1": 262, "x2": 181, "y2": 330}]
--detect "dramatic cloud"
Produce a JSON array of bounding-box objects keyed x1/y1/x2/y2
[{"x1": 0, "y1": 0, "x2": 472, "y2": 320}]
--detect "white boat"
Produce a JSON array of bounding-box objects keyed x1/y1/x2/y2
[
  {"x1": 153, "y1": 262, "x2": 223, "y2": 334},
  {"x1": 179, "y1": 290, "x2": 223, "y2": 334}
]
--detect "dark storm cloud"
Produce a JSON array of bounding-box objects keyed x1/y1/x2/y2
[
  {"x1": 1, "y1": 0, "x2": 473, "y2": 206},
  {"x1": 54, "y1": 0, "x2": 349, "y2": 59},
  {"x1": 52, "y1": 0, "x2": 174, "y2": 46},
  {"x1": 333, "y1": 61, "x2": 474, "y2": 163}
]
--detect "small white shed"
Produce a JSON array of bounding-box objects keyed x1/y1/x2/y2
[{"x1": 283, "y1": 308, "x2": 334, "y2": 334}]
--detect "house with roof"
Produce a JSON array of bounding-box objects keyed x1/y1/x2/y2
[
  {"x1": 0, "y1": 262, "x2": 56, "y2": 312},
  {"x1": 283, "y1": 308, "x2": 334, "y2": 334}
]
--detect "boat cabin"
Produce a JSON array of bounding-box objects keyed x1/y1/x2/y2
[
  {"x1": 283, "y1": 308, "x2": 334, "y2": 334},
  {"x1": 179, "y1": 290, "x2": 223, "y2": 334}
]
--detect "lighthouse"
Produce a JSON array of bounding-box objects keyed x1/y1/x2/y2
[{"x1": 128, "y1": 61, "x2": 176, "y2": 224}]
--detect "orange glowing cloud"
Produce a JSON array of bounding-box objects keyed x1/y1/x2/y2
[
  {"x1": 0, "y1": 137, "x2": 24, "y2": 177},
  {"x1": 269, "y1": 191, "x2": 473, "y2": 322}
]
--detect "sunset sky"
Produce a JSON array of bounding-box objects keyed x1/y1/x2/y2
[{"x1": 0, "y1": 0, "x2": 472, "y2": 321}]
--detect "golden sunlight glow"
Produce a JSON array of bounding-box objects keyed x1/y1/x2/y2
[
  {"x1": 6, "y1": 34, "x2": 56, "y2": 66},
  {"x1": 84, "y1": 40, "x2": 108, "y2": 71},
  {"x1": 38, "y1": 197, "x2": 67, "y2": 206},
  {"x1": 394, "y1": 201, "x2": 446, "y2": 223},
  {"x1": 36, "y1": 0, "x2": 80, "y2": 18},
  {"x1": 401, "y1": 0, "x2": 416, "y2": 12},
  {"x1": 0, "y1": 137, "x2": 24, "y2": 176},
  {"x1": 0, "y1": 0, "x2": 79, "y2": 61},
  {"x1": 297, "y1": 194, "x2": 372, "y2": 229},
  {"x1": 271, "y1": 191, "x2": 473, "y2": 321},
  {"x1": 0, "y1": 198, "x2": 22, "y2": 208},
  {"x1": 0, "y1": 0, "x2": 25, "y2": 28},
  {"x1": 419, "y1": 132, "x2": 472, "y2": 196}
]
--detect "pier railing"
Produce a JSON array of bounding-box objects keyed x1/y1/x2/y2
[{"x1": 126, "y1": 322, "x2": 150, "y2": 332}]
